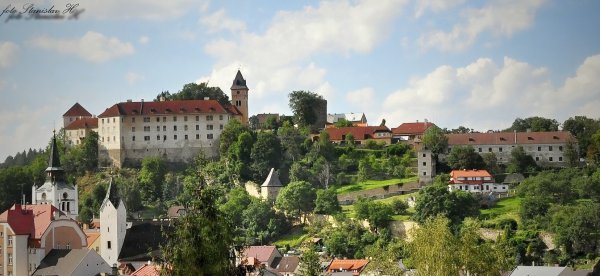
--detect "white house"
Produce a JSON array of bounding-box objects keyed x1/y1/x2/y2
[
  {"x1": 448, "y1": 169, "x2": 509, "y2": 193},
  {"x1": 99, "y1": 179, "x2": 127, "y2": 266}
]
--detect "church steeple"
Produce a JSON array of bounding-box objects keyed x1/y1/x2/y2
[
  {"x1": 230, "y1": 70, "x2": 249, "y2": 126},
  {"x1": 230, "y1": 70, "x2": 248, "y2": 90},
  {"x1": 46, "y1": 132, "x2": 65, "y2": 182}
]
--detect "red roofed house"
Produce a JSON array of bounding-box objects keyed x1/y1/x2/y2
[
  {"x1": 445, "y1": 131, "x2": 577, "y2": 167},
  {"x1": 324, "y1": 126, "x2": 392, "y2": 145},
  {"x1": 0, "y1": 204, "x2": 88, "y2": 276},
  {"x1": 449, "y1": 170, "x2": 508, "y2": 193},
  {"x1": 391, "y1": 120, "x2": 436, "y2": 150},
  {"x1": 239, "y1": 245, "x2": 282, "y2": 270},
  {"x1": 97, "y1": 71, "x2": 249, "y2": 167},
  {"x1": 326, "y1": 259, "x2": 369, "y2": 275},
  {"x1": 65, "y1": 117, "x2": 98, "y2": 147},
  {"x1": 130, "y1": 262, "x2": 161, "y2": 276},
  {"x1": 63, "y1": 102, "x2": 93, "y2": 129}
]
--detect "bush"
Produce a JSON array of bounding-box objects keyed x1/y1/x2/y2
[{"x1": 391, "y1": 199, "x2": 408, "y2": 215}]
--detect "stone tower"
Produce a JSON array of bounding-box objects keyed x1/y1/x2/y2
[{"x1": 230, "y1": 70, "x2": 249, "y2": 126}]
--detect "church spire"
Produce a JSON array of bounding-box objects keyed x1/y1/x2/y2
[
  {"x1": 230, "y1": 70, "x2": 248, "y2": 90},
  {"x1": 46, "y1": 131, "x2": 65, "y2": 182}
]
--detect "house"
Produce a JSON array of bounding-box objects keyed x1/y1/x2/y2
[
  {"x1": 97, "y1": 70, "x2": 248, "y2": 167},
  {"x1": 64, "y1": 117, "x2": 98, "y2": 147},
  {"x1": 32, "y1": 249, "x2": 112, "y2": 276},
  {"x1": 31, "y1": 133, "x2": 79, "y2": 220},
  {"x1": 63, "y1": 102, "x2": 93, "y2": 129},
  {"x1": 327, "y1": 113, "x2": 368, "y2": 127},
  {"x1": 99, "y1": 179, "x2": 128, "y2": 266},
  {"x1": 391, "y1": 121, "x2": 436, "y2": 150},
  {"x1": 130, "y1": 262, "x2": 162, "y2": 276},
  {"x1": 0, "y1": 204, "x2": 88, "y2": 276},
  {"x1": 326, "y1": 259, "x2": 369, "y2": 275},
  {"x1": 445, "y1": 131, "x2": 577, "y2": 167},
  {"x1": 256, "y1": 113, "x2": 280, "y2": 129},
  {"x1": 509, "y1": 265, "x2": 592, "y2": 276},
  {"x1": 261, "y1": 168, "x2": 283, "y2": 201},
  {"x1": 240, "y1": 246, "x2": 282, "y2": 269},
  {"x1": 448, "y1": 170, "x2": 508, "y2": 193},
  {"x1": 273, "y1": 255, "x2": 300, "y2": 276},
  {"x1": 324, "y1": 126, "x2": 392, "y2": 145}
]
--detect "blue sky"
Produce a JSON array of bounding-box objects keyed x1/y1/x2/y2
[{"x1": 1, "y1": 0, "x2": 599, "y2": 160}]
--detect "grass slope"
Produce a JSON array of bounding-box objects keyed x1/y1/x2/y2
[
  {"x1": 336, "y1": 176, "x2": 418, "y2": 195},
  {"x1": 480, "y1": 196, "x2": 522, "y2": 226}
]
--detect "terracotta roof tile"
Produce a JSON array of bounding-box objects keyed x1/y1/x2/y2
[
  {"x1": 327, "y1": 259, "x2": 369, "y2": 272},
  {"x1": 98, "y1": 100, "x2": 236, "y2": 118},
  {"x1": 65, "y1": 117, "x2": 98, "y2": 130},
  {"x1": 0, "y1": 204, "x2": 60, "y2": 239},
  {"x1": 450, "y1": 169, "x2": 494, "y2": 184},
  {"x1": 63, "y1": 103, "x2": 92, "y2": 117},
  {"x1": 325, "y1": 126, "x2": 390, "y2": 141},
  {"x1": 131, "y1": 263, "x2": 161, "y2": 276},
  {"x1": 447, "y1": 131, "x2": 575, "y2": 145},
  {"x1": 391, "y1": 122, "x2": 435, "y2": 135},
  {"x1": 242, "y1": 246, "x2": 278, "y2": 264}
]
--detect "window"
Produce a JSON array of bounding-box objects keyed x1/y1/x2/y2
[
  {"x1": 8, "y1": 253, "x2": 12, "y2": 265},
  {"x1": 185, "y1": 135, "x2": 188, "y2": 140},
  {"x1": 559, "y1": 146, "x2": 563, "y2": 151},
  {"x1": 196, "y1": 125, "x2": 199, "y2": 130},
  {"x1": 132, "y1": 117, "x2": 135, "y2": 123},
  {"x1": 195, "y1": 116, "x2": 199, "y2": 121},
  {"x1": 549, "y1": 146, "x2": 553, "y2": 151},
  {"x1": 478, "y1": 148, "x2": 482, "y2": 152},
  {"x1": 206, "y1": 115, "x2": 214, "y2": 121},
  {"x1": 220, "y1": 124, "x2": 224, "y2": 130},
  {"x1": 163, "y1": 117, "x2": 167, "y2": 122},
  {"x1": 196, "y1": 134, "x2": 200, "y2": 139},
  {"x1": 219, "y1": 115, "x2": 223, "y2": 120},
  {"x1": 235, "y1": 100, "x2": 241, "y2": 106},
  {"x1": 157, "y1": 135, "x2": 160, "y2": 141},
  {"x1": 163, "y1": 126, "x2": 166, "y2": 131},
  {"x1": 163, "y1": 135, "x2": 167, "y2": 141},
  {"x1": 559, "y1": 156, "x2": 563, "y2": 161},
  {"x1": 132, "y1": 127, "x2": 135, "y2": 132},
  {"x1": 174, "y1": 135, "x2": 178, "y2": 140},
  {"x1": 157, "y1": 126, "x2": 160, "y2": 131},
  {"x1": 422, "y1": 153, "x2": 426, "y2": 157},
  {"x1": 144, "y1": 136, "x2": 150, "y2": 141},
  {"x1": 173, "y1": 116, "x2": 177, "y2": 122},
  {"x1": 488, "y1": 147, "x2": 492, "y2": 152},
  {"x1": 422, "y1": 162, "x2": 426, "y2": 166},
  {"x1": 535, "y1": 156, "x2": 539, "y2": 161},
  {"x1": 499, "y1": 147, "x2": 503, "y2": 152},
  {"x1": 423, "y1": 171, "x2": 426, "y2": 176},
  {"x1": 538, "y1": 146, "x2": 541, "y2": 151},
  {"x1": 113, "y1": 118, "x2": 115, "y2": 123},
  {"x1": 156, "y1": 117, "x2": 160, "y2": 122},
  {"x1": 66, "y1": 243, "x2": 70, "y2": 250},
  {"x1": 184, "y1": 125, "x2": 188, "y2": 131},
  {"x1": 144, "y1": 126, "x2": 150, "y2": 132},
  {"x1": 184, "y1": 116, "x2": 188, "y2": 121},
  {"x1": 132, "y1": 136, "x2": 136, "y2": 141},
  {"x1": 207, "y1": 134, "x2": 213, "y2": 139},
  {"x1": 143, "y1": 117, "x2": 150, "y2": 122},
  {"x1": 174, "y1": 126, "x2": 177, "y2": 131},
  {"x1": 107, "y1": 241, "x2": 112, "y2": 249},
  {"x1": 102, "y1": 119, "x2": 104, "y2": 123},
  {"x1": 206, "y1": 125, "x2": 213, "y2": 130},
  {"x1": 8, "y1": 236, "x2": 12, "y2": 246},
  {"x1": 549, "y1": 157, "x2": 553, "y2": 162}
]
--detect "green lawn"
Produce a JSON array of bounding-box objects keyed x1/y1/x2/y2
[
  {"x1": 273, "y1": 227, "x2": 309, "y2": 248},
  {"x1": 336, "y1": 176, "x2": 418, "y2": 195},
  {"x1": 480, "y1": 196, "x2": 522, "y2": 225}
]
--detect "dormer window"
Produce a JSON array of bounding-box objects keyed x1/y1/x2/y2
[
  {"x1": 468, "y1": 137, "x2": 475, "y2": 142},
  {"x1": 528, "y1": 137, "x2": 534, "y2": 140}
]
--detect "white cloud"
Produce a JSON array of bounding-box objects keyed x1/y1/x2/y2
[
  {"x1": 346, "y1": 87, "x2": 375, "y2": 108},
  {"x1": 200, "y1": 9, "x2": 246, "y2": 33},
  {"x1": 139, "y1": 36, "x2": 149, "y2": 45},
  {"x1": 30, "y1": 31, "x2": 135, "y2": 63},
  {"x1": 0, "y1": 41, "x2": 19, "y2": 69},
  {"x1": 126, "y1": 72, "x2": 145, "y2": 84},
  {"x1": 414, "y1": 0, "x2": 465, "y2": 18},
  {"x1": 199, "y1": 0, "x2": 408, "y2": 115},
  {"x1": 419, "y1": 0, "x2": 545, "y2": 51},
  {"x1": 383, "y1": 54, "x2": 600, "y2": 130}
]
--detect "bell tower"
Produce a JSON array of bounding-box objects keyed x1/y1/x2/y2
[{"x1": 230, "y1": 70, "x2": 249, "y2": 126}]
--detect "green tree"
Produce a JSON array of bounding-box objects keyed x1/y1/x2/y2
[
  {"x1": 334, "y1": 118, "x2": 353, "y2": 127},
  {"x1": 160, "y1": 186, "x2": 236, "y2": 275},
  {"x1": 220, "y1": 188, "x2": 253, "y2": 227},
  {"x1": 446, "y1": 145, "x2": 486, "y2": 170},
  {"x1": 408, "y1": 216, "x2": 460, "y2": 276},
  {"x1": 242, "y1": 199, "x2": 288, "y2": 245},
  {"x1": 298, "y1": 245, "x2": 321, "y2": 276},
  {"x1": 219, "y1": 120, "x2": 251, "y2": 157},
  {"x1": 507, "y1": 116, "x2": 559, "y2": 132},
  {"x1": 288, "y1": 90, "x2": 324, "y2": 127},
  {"x1": 563, "y1": 140, "x2": 579, "y2": 167},
  {"x1": 275, "y1": 181, "x2": 316, "y2": 222},
  {"x1": 507, "y1": 146, "x2": 537, "y2": 173},
  {"x1": 354, "y1": 197, "x2": 394, "y2": 232},
  {"x1": 422, "y1": 125, "x2": 448, "y2": 156},
  {"x1": 314, "y1": 188, "x2": 341, "y2": 215},
  {"x1": 250, "y1": 132, "x2": 283, "y2": 181},
  {"x1": 391, "y1": 199, "x2": 408, "y2": 215},
  {"x1": 482, "y1": 152, "x2": 501, "y2": 175},
  {"x1": 563, "y1": 116, "x2": 600, "y2": 154},
  {"x1": 138, "y1": 156, "x2": 166, "y2": 202},
  {"x1": 413, "y1": 185, "x2": 479, "y2": 226},
  {"x1": 550, "y1": 201, "x2": 600, "y2": 256},
  {"x1": 587, "y1": 129, "x2": 600, "y2": 166},
  {"x1": 277, "y1": 121, "x2": 306, "y2": 162},
  {"x1": 155, "y1": 82, "x2": 230, "y2": 105}
]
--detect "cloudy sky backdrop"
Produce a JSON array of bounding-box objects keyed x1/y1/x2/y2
[{"x1": 1, "y1": 0, "x2": 599, "y2": 160}]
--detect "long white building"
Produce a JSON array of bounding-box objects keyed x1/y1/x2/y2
[{"x1": 97, "y1": 71, "x2": 248, "y2": 167}]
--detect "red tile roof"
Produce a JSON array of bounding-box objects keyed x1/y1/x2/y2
[
  {"x1": 242, "y1": 246, "x2": 278, "y2": 264},
  {"x1": 98, "y1": 100, "x2": 237, "y2": 118},
  {"x1": 327, "y1": 259, "x2": 369, "y2": 272},
  {"x1": 325, "y1": 126, "x2": 390, "y2": 141},
  {"x1": 450, "y1": 169, "x2": 494, "y2": 184},
  {"x1": 392, "y1": 122, "x2": 435, "y2": 135},
  {"x1": 63, "y1": 103, "x2": 92, "y2": 117},
  {"x1": 131, "y1": 263, "x2": 161, "y2": 276},
  {"x1": 0, "y1": 204, "x2": 59, "y2": 239},
  {"x1": 65, "y1": 117, "x2": 98, "y2": 130},
  {"x1": 447, "y1": 131, "x2": 575, "y2": 145}
]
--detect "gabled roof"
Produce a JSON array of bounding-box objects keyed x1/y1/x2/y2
[
  {"x1": 325, "y1": 126, "x2": 390, "y2": 141},
  {"x1": 85, "y1": 232, "x2": 100, "y2": 248},
  {"x1": 63, "y1": 102, "x2": 92, "y2": 117},
  {"x1": 510, "y1": 265, "x2": 592, "y2": 276},
  {"x1": 34, "y1": 249, "x2": 111, "y2": 276},
  {"x1": 231, "y1": 70, "x2": 248, "y2": 90},
  {"x1": 65, "y1": 117, "x2": 98, "y2": 130},
  {"x1": 98, "y1": 99, "x2": 233, "y2": 118},
  {"x1": 0, "y1": 204, "x2": 60, "y2": 239},
  {"x1": 131, "y1": 263, "x2": 161, "y2": 276},
  {"x1": 447, "y1": 131, "x2": 576, "y2": 145},
  {"x1": 450, "y1": 170, "x2": 494, "y2": 184},
  {"x1": 391, "y1": 122, "x2": 435, "y2": 135},
  {"x1": 273, "y1": 256, "x2": 300, "y2": 273},
  {"x1": 262, "y1": 168, "x2": 283, "y2": 187},
  {"x1": 326, "y1": 259, "x2": 369, "y2": 272},
  {"x1": 242, "y1": 246, "x2": 279, "y2": 264}
]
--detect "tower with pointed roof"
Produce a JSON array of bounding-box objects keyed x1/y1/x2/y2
[
  {"x1": 63, "y1": 102, "x2": 93, "y2": 129},
  {"x1": 231, "y1": 70, "x2": 249, "y2": 126},
  {"x1": 99, "y1": 178, "x2": 127, "y2": 266},
  {"x1": 261, "y1": 168, "x2": 283, "y2": 201},
  {"x1": 31, "y1": 133, "x2": 79, "y2": 220}
]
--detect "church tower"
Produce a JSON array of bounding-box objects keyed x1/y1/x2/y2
[
  {"x1": 32, "y1": 132, "x2": 79, "y2": 220},
  {"x1": 230, "y1": 70, "x2": 249, "y2": 126},
  {"x1": 99, "y1": 178, "x2": 127, "y2": 266}
]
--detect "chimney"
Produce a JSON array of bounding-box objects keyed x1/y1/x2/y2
[{"x1": 204, "y1": 97, "x2": 209, "y2": 100}]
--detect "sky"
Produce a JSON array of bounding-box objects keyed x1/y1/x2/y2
[{"x1": 0, "y1": 0, "x2": 599, "y2": 160}]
